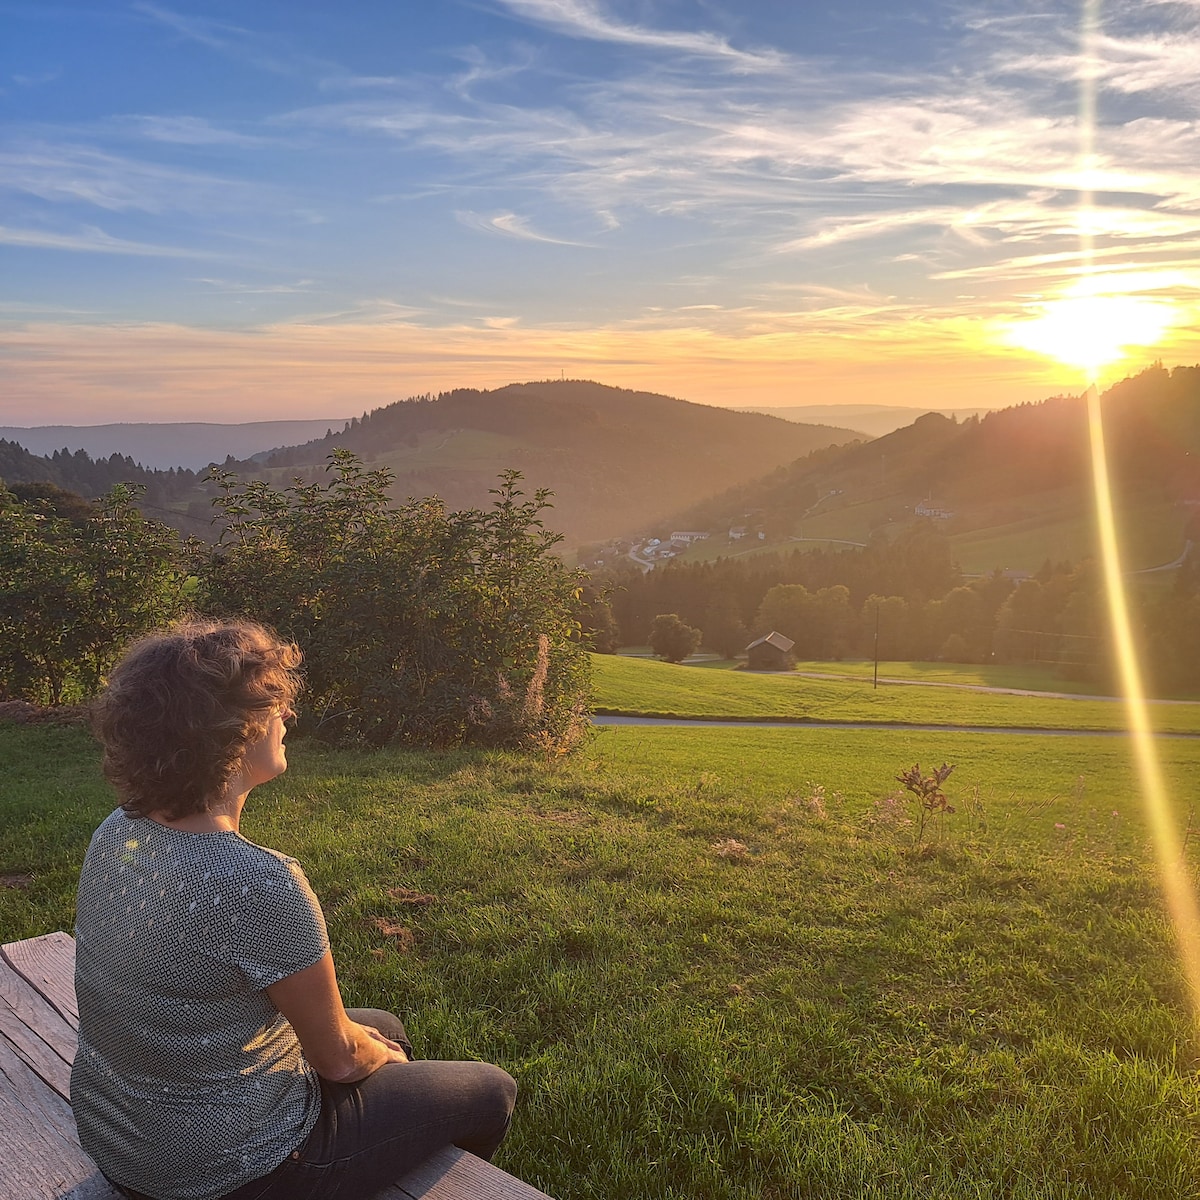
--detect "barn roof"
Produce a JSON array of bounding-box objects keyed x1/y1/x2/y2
[{"x1": 745, "y1": 630, "x2": 795, "y2": 653}]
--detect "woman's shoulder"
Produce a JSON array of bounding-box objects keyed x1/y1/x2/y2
[{"x1": 92, "y1": 813, "x2": 305, "y2": 887}]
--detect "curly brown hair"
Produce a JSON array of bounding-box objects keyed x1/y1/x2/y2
[{"x1": 93, "y1": 619, "x2": 303, "y2": 820}]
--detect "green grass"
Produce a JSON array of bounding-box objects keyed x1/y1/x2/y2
[
  {"x1": 4, "y1": 720, "x2": 1200, "y2": 1197},
  {"x1": 621, "y1": 655, "x2": 1128, "y2": 694},
  {"x1": 949, "y1": 497, "x2": 1186, "y2": 577},
  {"x1": 789, "y1": 659, "x2": 1119, "y2": 695},
  {"x1": 669, "y1": 491, "x2": 1187, "y2": 577},
  {"x1": 593, "y1": 653, "x2": 1200, "y2": 735}
]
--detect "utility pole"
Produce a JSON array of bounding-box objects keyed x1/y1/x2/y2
[{"x1": 873, "y1": 601, "x2": 880, "y2": 690}]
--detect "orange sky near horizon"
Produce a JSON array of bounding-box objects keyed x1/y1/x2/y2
[{"x1": 3, "y1": 315, "x2": 1195, "y2": 425}]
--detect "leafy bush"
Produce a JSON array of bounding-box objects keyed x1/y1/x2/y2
[
  {"x1": 0, "y1": 483, "x2": 190, "y2": 704},
  {"x1": 198, "y1": 453, "x2": 591, "y2": 749},
  {"x1": 648, "y1": 613, "x2": 702, "y2": 663}
]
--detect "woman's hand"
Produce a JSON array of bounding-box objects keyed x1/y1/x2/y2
[
  {"x1": 267, "y1": 953, "x2": 408, "y2": 1081},
  {"x1": 358, "y1": 1022, "x2": 409, "y2": 1064}
]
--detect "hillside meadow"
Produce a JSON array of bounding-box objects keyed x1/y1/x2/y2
[
  {"x1": 592, "y1": 652, "x2": 1200, "y2": 734},
  {"x1": 4, "y1": 704, "x2": 1200, "y2": 1198}
]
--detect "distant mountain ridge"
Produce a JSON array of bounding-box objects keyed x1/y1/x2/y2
[
  {"x1": 0, "y1": 420, "x2": 348, "y2": 471},
  {"x1": 739, "y1": 404, "x2": 997, "y2": 439}
]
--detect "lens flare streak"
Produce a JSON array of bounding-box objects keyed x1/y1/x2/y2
[{"x1": 1081, "y1": 0, "x2": 1200, "y2": 1036}]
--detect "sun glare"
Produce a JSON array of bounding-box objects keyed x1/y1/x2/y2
[
  {"x1": 1005, "y1": 288, "x2": 1177, "y2": 373},
  {"x1": 1074, "y1": 0, "x2": 1200, "y2": 1042}
]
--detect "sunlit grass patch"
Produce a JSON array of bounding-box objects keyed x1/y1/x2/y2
[
  {"x1": 591, "y1": 652, "x2": 1200, "y2": 733},
  {"x1": 3, "y1": 722, "x2": 1200, "y2": 1197}
]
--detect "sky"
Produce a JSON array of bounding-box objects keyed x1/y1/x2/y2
[{"x1": 2, "y1": 0, "x2": 1199, "y2": 424}]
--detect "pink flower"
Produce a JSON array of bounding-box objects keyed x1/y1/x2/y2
[{"x1": 1054, "y1": 823, "x2": 1066, "y2": 830}]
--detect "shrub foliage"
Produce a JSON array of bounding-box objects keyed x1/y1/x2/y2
[
  {"x1": 0, "y1": 483, "x2": 190, "y2": 704},
  {"x1": 648, "y1": 612, "x2": 703, "y2": 663},
  {"x1": 199, "y1": 452, "x2": 591, "y2": 748}
]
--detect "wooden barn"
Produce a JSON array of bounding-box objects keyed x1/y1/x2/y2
[{"x1": 745, "y1": 630, "x2": 795, "y2": 671}]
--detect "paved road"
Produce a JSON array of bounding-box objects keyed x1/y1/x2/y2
[
  {"x1": 593, "y1": 715, "x2": 1200, "y2": 738},
  {"x1": 778, "y1": 670, "x2": 1200, "y2": 705}
]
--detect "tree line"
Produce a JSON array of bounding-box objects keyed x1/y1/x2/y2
[
  {"x1": 0, "y1": 440, "x2": 200, "y2": 508},
  {"x1": 0, "y1": 457, "x2": 590, "y2": 750},
  {"x1": 590, "y1": 526, "x2": 1200, "y2": 694}
]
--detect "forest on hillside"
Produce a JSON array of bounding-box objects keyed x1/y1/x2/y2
[
  {"x1": 656, "y1": 365, "x2": 1200, "y2": 556},
  {"x1": 588, "y1": 524, "x2": 1200, "y2": 695}
]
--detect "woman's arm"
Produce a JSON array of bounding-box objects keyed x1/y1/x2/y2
[{"x1": 266, "y1": 951, "x2": 409, "y2": 1083}]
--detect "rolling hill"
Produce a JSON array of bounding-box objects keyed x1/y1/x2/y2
[
  {"x1": 238, "y1": 380, "x2": 861, "y2": 547},
  {"x1": 660, "y1": 365, "x2": 1200, "y2": 575}
]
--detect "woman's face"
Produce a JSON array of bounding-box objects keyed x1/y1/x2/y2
[{"x1": 239, "y1": 706, "x2": 294, "y2": 790}]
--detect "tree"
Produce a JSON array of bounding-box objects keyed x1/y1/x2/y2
[
  {"x1": 702, "y1": 594, "x2": 748, "y2": 660},
  {"x1": 577, "y1": 584, "x2": 621, "y2": 653},
  {"x1": 648, "y1": 613, "x2": 702, "y2": 663},
  {"x1": 755, "y1": 583, "x2": 852, "y2": 660},
  {"x1": 199, "y1": 454, "x2": 591, "y2": 749},
  {"x1": 0, "y1": 483, "x2": 190, "y2": 704}
]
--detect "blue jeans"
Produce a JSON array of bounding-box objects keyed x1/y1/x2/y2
[{"x1": 119, "y1": 1009, "x2": 517, "y2": 1200}]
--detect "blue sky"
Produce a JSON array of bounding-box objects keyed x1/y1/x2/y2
[{"x1": 2, "y1": 0, "x2": 1199, "y2": 423}]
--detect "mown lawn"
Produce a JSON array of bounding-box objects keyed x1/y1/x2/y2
[
  {"x1": 593, "y1": 652, "x2": 1200, "y2": 734},
  {"x1": 617, "y1": 653, "x2": 1140, "y2": 695},
  {"x1": 4, "y1": 719, "x2": 1200, "y2": 1198}
]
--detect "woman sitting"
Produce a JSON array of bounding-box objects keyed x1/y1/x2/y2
[{"x1": 73, "y1": 619, "x2": 516, "y2": 1200}]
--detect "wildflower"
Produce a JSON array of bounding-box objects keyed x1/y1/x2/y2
[{"x1": 1054, "y1": 822, "x2": 1066, "y2": 830}]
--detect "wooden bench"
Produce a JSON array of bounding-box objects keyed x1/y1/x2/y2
[{"x1": 1, "y1": 933, "x2": 552, "y2": 1200}]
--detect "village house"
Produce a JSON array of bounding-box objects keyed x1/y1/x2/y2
[{"x1": 914, "y1": 500, "x2": 954, "y2": 520}]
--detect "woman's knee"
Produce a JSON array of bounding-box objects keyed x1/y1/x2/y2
[{"x1": 482, "y1": 1063, "x2": 518, "y2": 1122}]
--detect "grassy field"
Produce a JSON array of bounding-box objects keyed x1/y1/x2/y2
[
  {"x1": 949, "y1": 496, "x2": 1186, "y2": 577},
  {"x1": 668, "y1": 492, "x2": 1186, "y2": 577},
  {"x1": 593, "y1": 653, "x2": 1200, "y2": 734},
  {"x1": 618, "y1": 653, "x2": 1134, "y2": 695},
  {"x1": 4, "y1": 718, "x2": 1200, "y2": 1198}
]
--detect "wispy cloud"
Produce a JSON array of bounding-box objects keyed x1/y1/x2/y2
[
  {"x1": 493, "y1": 0, "x2": 786, "y2": 71},
  {"x1": 127, "y1": 115, "x2": 269, "y2": 147},
  {"x1": 0, "y1": 141, "x2": 262, "y2": 213},
  {"x1": 132, "y1": 1, "x2": 302, "y2": 75},
  {"x1": 192, "y1": 276, "x2": 314, "y2": 293},
  {"x1": 133, "y1": 2, "x2": 244, "y2": 51},
  {"x1": 0, "y1": 224, "x2": 212, "y2": 257},
  {"x1": 12, "y1": 70, "x2": 61, "y2": 87},
  {"x1": 455, "y1": 210, "x2": 595, "y2": 245}
]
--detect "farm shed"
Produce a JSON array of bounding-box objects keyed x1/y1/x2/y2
[{"x1": 745, "y1": 630, "x2": 795, "y2": 671}]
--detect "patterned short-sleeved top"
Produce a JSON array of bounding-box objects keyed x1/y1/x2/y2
[{"x1": 72, "y1": 810, "x2": 330, "y2": 1200}]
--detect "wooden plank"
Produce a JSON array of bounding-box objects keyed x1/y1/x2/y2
[
  {"x1": 58, "y1": 1173, "x2": 124, "y2": 1200},
  {"x1": 0, "y1": 1034, "x2": 108, "y2": 1200},
  {"x1": 1, "y1": 931, "x2": 80, "y2": 1025},
  {"x1": 379, "y1": 1147, "x2": 555, "y2": 1200},
  {"x1": 0, "y1": 957, "x2": 77, "y2": 1102}
]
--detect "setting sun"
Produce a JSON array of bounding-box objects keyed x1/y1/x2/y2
[{"x1": 1004, "y1": 288, "x2": 1178, "y2": 375}]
